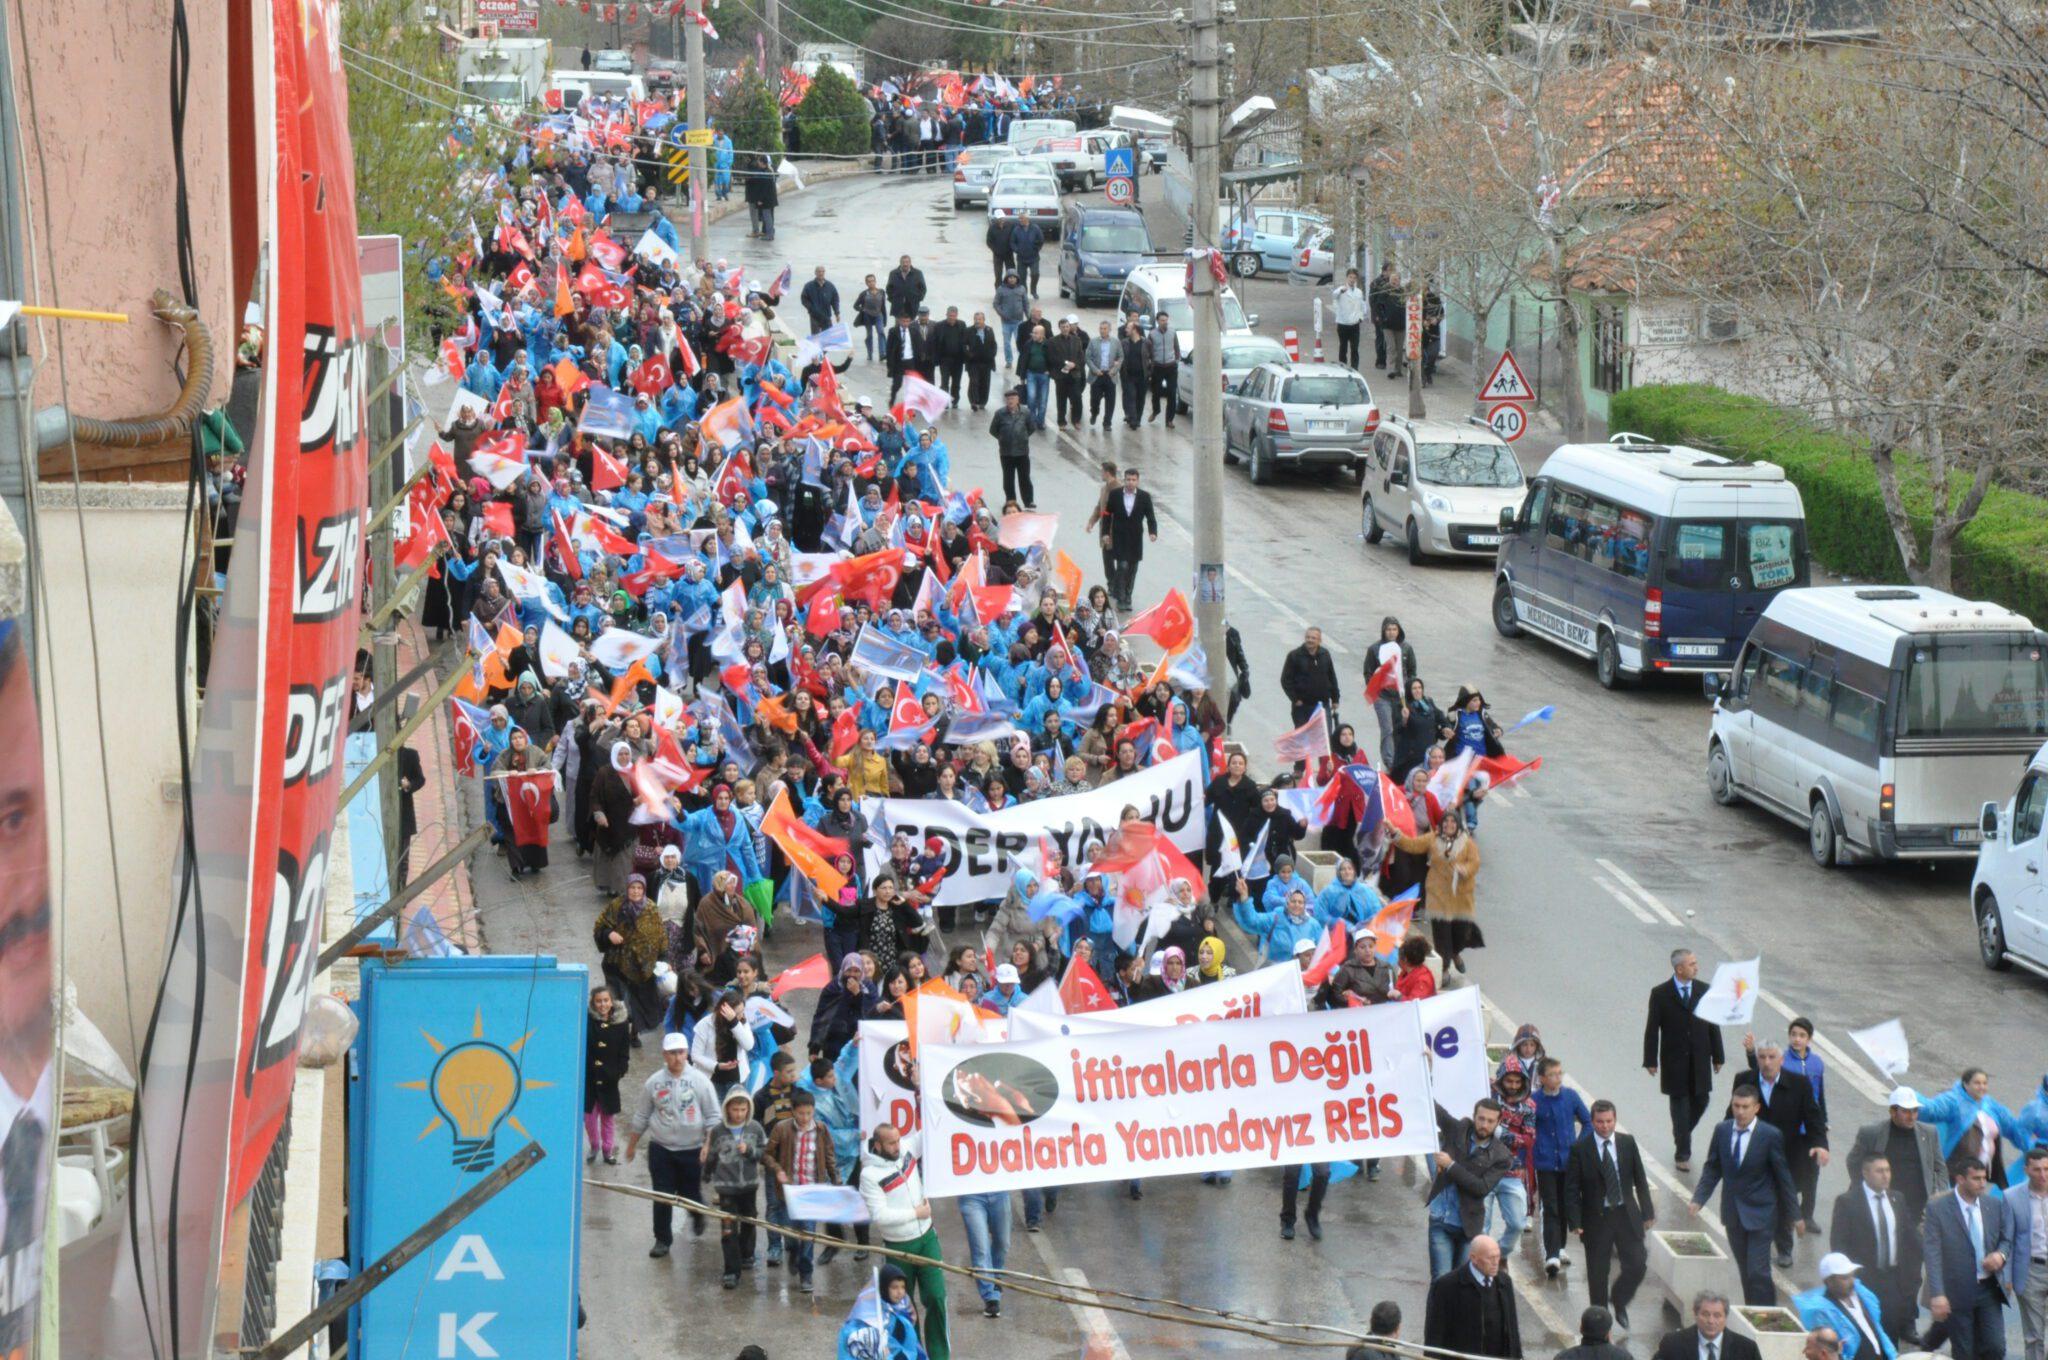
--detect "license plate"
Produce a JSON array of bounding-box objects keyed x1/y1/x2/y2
[
  {"x1": 1951, "y1": 827, "x2": 1984, "y2": 845},
  {"x1": 1310, "y1": 420, "x2": 1346, "y2": 432},
  {"x1": 1466, "y1": 534, "x2": 1501, "y2": 547},
  {"x1": 1670, "y1": 644, "x2": 1719, "y2": 657}
]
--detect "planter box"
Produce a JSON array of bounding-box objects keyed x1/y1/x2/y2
[
  {"x1": 1299, "y1": 850, "x2": 1342, "y2": 893},
  {"x1": 1730, "y1": 1305, "x2": 1808, "y2": 1360},
  {"x1": 1647, "y1": 1229, "x2": 1733, "y2": 1306}
]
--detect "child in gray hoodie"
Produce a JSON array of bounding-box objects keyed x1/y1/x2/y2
[{"x1": 702, "y1": 1089, "x2": 768, "y2": 1288}]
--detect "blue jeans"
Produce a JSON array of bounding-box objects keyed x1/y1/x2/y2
[
  {"x1": 1487, "y1": 1177, "x2": 1528, "y2": 1258},
  {"x1": 786, "y1": 1216, "x2": 814, "y2": 1277},
  {"x1": 1022, "y1": 1187, "x2": 1058, "y2": 1226},
  {"x1": 1024, "y1": 372, "x2": 1049, "y2": 429},
  {"x1": 1002, "y1": 321, "x2": 1020, "y2": 365},
  {"x1": 863, "y1": 324, "x2": 881, "y2": 361},
  {"x1": 765, "y1": 1186, "x2": 791, "y2": 1261},
  {"x1": 1429, "y1": 1219, "x2": 1471, "y2": 1277},
  {"x1": 957, "y1": 1192, "x2": 1013, "y2": 1303}
]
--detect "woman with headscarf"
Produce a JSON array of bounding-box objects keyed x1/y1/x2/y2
[
  {"x1": 593, "y1": 874, "x2": 668, "y2": 1043},
  {"x1": 590, "y1": 740, "x2": 640, "y2": 895},
  {"x1": 1391, "y1": 814, "x2": 1484, "y2": 974},
  {"x1": 692, "y1": 990, "x2": 756, "y2": 1099},
  {"x1": 491, "y1": 727, "x2": 554, "y2": 878},
  {"x1": 693, "y1": 869, "x2": 757, "y2": 965},
  {"x1": 583, "y1": 986, "x2": 632, "y2": 1164},
  {"x1": 1134, "y1": 946, "x2": 1192, "y2": 1000},
  {"x1": 1194, "y1": 934, "x2": 1236, "y2": 985}
]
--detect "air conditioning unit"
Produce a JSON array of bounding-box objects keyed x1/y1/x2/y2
[{"x1": 1701, "y1": 303, "x2": 1748, "y2": 343}]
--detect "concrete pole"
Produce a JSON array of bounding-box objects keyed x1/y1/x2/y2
[
  {"x1": 686, "y1": 0, "x2": 708, "y2": 262},
  {"x1": 1189, "y1": 0, "x2": 1229, "y2": 701}
]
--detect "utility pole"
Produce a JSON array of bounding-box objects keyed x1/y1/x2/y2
[
  {"x1": 765, "y1": 0, "x2": 782, "y2": 86},
  {"x1": 1188, "y1": 0, "x2": 1229, "y2": 701},
  {"x1": 686, "y1": 0, "x2": 708, "y2": 262}
]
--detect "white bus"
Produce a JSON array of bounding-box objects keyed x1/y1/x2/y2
[{"x1": 1706, "y1": 585, "x2": 2048, "y2": 866}]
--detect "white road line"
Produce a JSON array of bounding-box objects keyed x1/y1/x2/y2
[
  {"x1": 1753, "y1": 989, "x2": 1895, "y2": 1104},
  {"x1": 1595, "y1": 858, "x2": 1686, "y2": 928},
  {"x1": 1594, "y1": 875, "x2": 1660, "y2": 926},
  {"x1": 1054, "y1": 1266, "x2": 1135, "y2": 1360}
]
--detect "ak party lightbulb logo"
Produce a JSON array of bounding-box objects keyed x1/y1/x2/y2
[{"x1": 398, "y1": 1008, "x2": 554, "y2": 1173}]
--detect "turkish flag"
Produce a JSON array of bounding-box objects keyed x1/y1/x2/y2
[
  {"x1": 588, "y1": 232, "x2": 627, "y2": 273},
  {"x1": 507, "y1": 261, "x2": 536, "y2": 294},
  {"x1": 587, "y1": 516, "x2": 637, "y2": 555},
  {"x1": 395, "y1": 482, "x2": 451, "y2": 571},
  {"x1": 480, "y1": 502, "x2": 515, "y2": 539},
  {"x1": 769, "y1": 953, "x2": 833, "y2": 1002},
  {"x1": 888, "y1": 680, "x2": 927, "y2": 732},
  {"x1": 1059, "y1": 957, "x2": 1117, "y2": 1014},
  {"x1": 504, "y1": 771, "x2": 556, "y2": 847},
  {"x1": 714, "y1": 450, "x2": 753, "y2": 505},
  {"x1": 631, "y1": 355, "x2": 674, "y2": 396},
  {"x1": 1364, "y1": 650, "x2": 1401, "y2": 704},
  {"x1": 836, "y1": 550, "x2": 902, "y2": 610},
  {"x1": 675, "y1": 332, "x2": 700, "y2": 377},
  {"x1": 542, "y1": 88, "x2": 564, "y2": 111},
  {"x1": 829, "y1": 707, "x2": 860, "y2": 760},
  {"x1": 550, "y1": 509, "x2": 583, "y2": 580},
  {"x1": 1475, "y1": 753, "x2": 1543, "y2": 791},
  {"x1": 1123, "y1": 588, "x2": 1195, "y2": 654},
  {"x1": 621, "y1": 550, "x2": 682, "y2": 596},
  {"x1": 591, "y1": 444, "x2": 628, "y2": 491},
  {"x1": 805, "y1": 592, "x2": 843, "y2": 638},
  {"x1": 1301, "y1": 921, "x2": 1349, "y2": 988}
]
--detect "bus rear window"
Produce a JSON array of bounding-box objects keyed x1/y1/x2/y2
[
  {"x1": 1658, "y1": 519, "x2": 1808, "y2": 592},
  {"x1": 1901, "y1": 638, "x2": 2048, "y2": 737}
]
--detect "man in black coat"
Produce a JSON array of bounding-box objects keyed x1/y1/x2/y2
[
  {"x1": 1740, "y1": 1035, "x2": 1829, "y2": 1256},
  {"x1": 1008, "y1": 218, "x2": 1046, "y2": 298},
  {"x1": 1423, "y1": 1235, "x2": 1521, "y2": 1359},
  {"x1": 1643, "y1": 947, "x2": 1725, "y2": 1170},
  {"x1": 1828, "y1": 1152, "x2": 1920, "y2": 1346},
  {"x1": 883, "y1": 316, "x2": 932, "y2": 402},
  {"x1": 884, "y1": 255, "x2": 926, "y2": 321},
  {"x1": 798, "y1": 266, "x2": 840, "y2": 335},
  {"x1": 1099, "y1": 467, "x2": 1158, "y2": 613},
  {"x1": 1279, "y1": 627, "x2": 1342, "y2": 730},
  {"x1": 931, "y1": 305, "x2": 969, "y2": 404},
  {"x1": 985, "y1": 213, "x2": 1015, "y2": 287},
  {"x1": 988, "y1": 388, "x2": 1036, "y2": 508},
  {"x1": 1049, "y1": 316, "x2": 1088, "y2": 429},
  {"x1": 1653, "y1": 1292, "x2": 1763, "y2": 1360},
  {"x1": 1562, "y1": 1100, "x2": 1656, "y2": 1330},
  {"x1": 963, "y1": 311, "x2": 999, "y2": 412},
  {"x1": 1558, "y1": 1308, "x2": 1631, "y2": 1360}
]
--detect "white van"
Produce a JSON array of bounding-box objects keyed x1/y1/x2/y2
[
  {"x1": 1493, "y1": 435, "x2": 1809, "y2": 688},
  {"x1": 1707, "y1": 585, "x2": 2048, "y2": 866},
  {"x1": 1006, "y1": 117, "x2": 1077, "y2": 148},
  {"x1": 548, "y1": 69, "x2": 646, "y2": 110},
  {"x1": 1362, "y1": 416, "x2": 1525, "y2": 563},
  {"x1": 1115, "y1": 263, "x2": 1256, "y2": 360},
  {"x1": 1971, "y1": 739, "x2": 2048, "y2": 978}
]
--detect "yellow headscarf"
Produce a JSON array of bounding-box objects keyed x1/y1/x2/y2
[{"x1": 1197, "y1": 935, "x2": 1228, "y2": 982}]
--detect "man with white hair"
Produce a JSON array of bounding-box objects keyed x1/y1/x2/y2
[
  {"x1": 1743, "y1": 1031, "x2": 1830, "y2": 1268},
  {"x1": 1643, "y1": 947, "x2": 1725, "y2": 1171}
]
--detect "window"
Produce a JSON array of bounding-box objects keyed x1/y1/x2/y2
[
  {"x1": 1523, "y1": 481, "x2": 1551, "y2": 532},
  {"x1": 1799, "y1": 662, "x2": 1835, "y2": 721},
  {"x1": 1733, "y1": 644, "x2": 1765, "y2": 703},
  {"x1": 1282, "y1": 375, "x2": 1369, "y2": 406},
  {"x1": 1547, "y1": 486, "x2": 1593, "y2": 555},
  {"x1": 1830, "y1": 685, "x2": 1882, "y2": 747},
  {"x1": 1743, "y1": 522, "x2": 1802, "y2": 591},
  {"x1": 2016, "y1": 773, "x2": 2048, "y2": 843},
  {"x1": 1414, "y1": 442, "x2": 1524, "y2": 489},
  {"x1": 1663, "y1": 521, "x2": 1732, "y2": 590},
  {"x1": 1593, "y1": 302, "x2": 1628, "y2": 394},
  {"x1": 1757, "y1": 649, "x2": 1805, "y2": 711},
  {"x1": 1901, "y1": 638, "x2": 2048, "y2": 737},
  {"x1": 1373, "y1": 431, "x2": 1394, "y2": 468}
]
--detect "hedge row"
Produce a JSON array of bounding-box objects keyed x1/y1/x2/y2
[{"x1": 1607, "y1": 384, "x2": 2048, "y2": 625}]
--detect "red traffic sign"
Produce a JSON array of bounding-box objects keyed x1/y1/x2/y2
[
  {"x1": 1486, "y1": 402, "x2": 1529, "y2": 442},
  {"x1": 1104, "y1": 175, "x2": 1135, "y2": 205},
  {"x1": 1480, "y1": 349, "x2": 1534, "y2": 403}
]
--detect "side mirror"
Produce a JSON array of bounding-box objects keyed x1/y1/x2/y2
[
  {"x1": 1390, "y1": 469, "x2": 1408, "y2": 487},
  {"x1": 1981, "y1": 800, "x2": 2001, "y2": 840},
  {"x1": 1702, "y1": 672, "x2": 1725, "y2": 701},
  {"x1": 1497, "y1": 506, "x2": 1517, "y2": 532},
  {"x1": 1245, "y1": 313, "x2": 1261, "y2": 328}
]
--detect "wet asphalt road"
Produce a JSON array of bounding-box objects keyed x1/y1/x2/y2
[{"x1": 483, "y1": 166, "x2": 2045, "y2": 1359}]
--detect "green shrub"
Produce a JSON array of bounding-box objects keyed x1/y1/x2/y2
[
  {"x1": 716, "y1": 67, "x2": 784, "y2": 159},
  {"x1": 791, "y1": 65, "x2": 870, "y2": 157},
  {"x1": 1609, "y1": 384, "x2": 2048, "y2": 624}
]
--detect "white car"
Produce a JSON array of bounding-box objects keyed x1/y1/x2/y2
[
  {"x1": 952, "y1": 144, "x2": 1017, "y2": 208},
  {"x1": 987, "y1": 179, "x2": 1061, "y2": 232},
  {"x1": 1116, "y1": 263, "x2": 1257, "y2": 361},
  {"x1": 1361, "y1": 416, "x2": 1526, "y2": 561},
  {"x1": 591, "y1": 49, "x2": 635, "y2": 74},
  {"x1": 1971, "y1": 741, "x2": 2048, "y2": 980},
  {"x1": 993, "y1": 157, "x2": 1060, "y2": 190}
]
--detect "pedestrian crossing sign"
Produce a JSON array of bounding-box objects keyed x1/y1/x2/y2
[
  {"x1": 1104, "y1": 145, "x2": 1136, "y2": 180},
  {"x1": 1480, "y1": 350, "x2": 1534, "y2": 403}
]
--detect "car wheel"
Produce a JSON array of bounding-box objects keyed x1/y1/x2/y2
[
  {"x1": 1250, "y1": 440, "x2": 1274, "y2": 485},
  {"x1": 1707, "y1": 743, "x2": 1740, "y2": 806},
  {"x1": 1405, "y1": 518, "x2": 1425, "y2": 565},
  {"x1": 1233, "y1": 252, "x2": 1260, "y2": 278},
  {"x1": 1595, "y1": 629, "x2": 1627, "y2": 689},
  {"x1": 1808, "y1": 800, "x2": 1840, "y2": 868},
  {"x1": 1491, "y1": 580, "x2": 1520, "y2": 637},
  {"x1": 1362, "y1": 495, "x2": 1384, "y2": 543},
  {"x1": 1978, "y1": 893, "x2": 2012, "y2": 970}
]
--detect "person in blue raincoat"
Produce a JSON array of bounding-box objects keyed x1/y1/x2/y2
[
  {"x1": 1235, "y1": 878, "x2": 1325, "y2": 964},
  {"x1": 677, "y1": 783, "x2": 767, "y2": 892},
  {"x1": 1260, "y1": 855, "x2": 1315, "y2": 915},
  {"x1": 1315, "y1": 858, "x2": 1384, "y2": 928},
  {"x1": 713, "y1": 131, "x2": 735, "y2": 200},
  {"x1": 837, "y1": 1264, "x2": 928, "y2": 1360},
  {"x1": 1916, "y1": 1067, "x2": 2025, "y2": 1179},
  {"x1": 462, "y1": 351, "x2": 503, "y2": 402},
  {"x1": 2017, "y1": 1071, "x2": 2048, "y2": 1161},
  {"x1": 895, "y1": 427, "x2": 951, "y2": 502}
]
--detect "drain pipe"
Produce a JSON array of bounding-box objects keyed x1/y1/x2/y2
[{"x1": 33, "y1": 289, "x2": 215, "y2": 455}]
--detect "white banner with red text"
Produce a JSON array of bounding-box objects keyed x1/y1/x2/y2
[
  {"x1": 861, "y1": 751, "x2": 1206, "y2": 906},
  {"x1": 1005, "y1": 962, "x2": 1306, "y2": 1041},
  {"x1": 857, "y1": 1020, "x2": 923, "y2": 1147},
  {"x1": 917, "y1": 1003, "x2": 1438, "y2": 1194}
]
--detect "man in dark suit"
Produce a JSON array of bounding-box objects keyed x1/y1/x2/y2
[
  {"x1": 1423, "y1": 1234, "x2": 1522, "y2": 1358},
  {"x1": 1921, "y1": 1158, "x2": 2014, "y2": 1360},
  {"x1": 884, "y1": 315, "x2": 931, "y2": 402},
  {"x1": 1558, "y1": 1307, "x2": 1631, "y2": 1360},
  {"x1": 931, "y1": 305, "x2": 969, "y2": 404},
  {"x1": 1743, "y1": 1036, "x2": 1830, "y2": 1266},
  {"x1": 962, "y1": 311, "x2": 999, "y2": 413},
  {"x1": 1691, "y1": 1085, "x2": 1800, "y2": 1305},
  {"x1": 1563, "y1": 1099, "x2": 1655, "y2": 1330},
  {"x1": 1099, "y1": 467, "x2": 1158, "y2": 613},
  {"x1": 1279, "y1": 627, "x2": 1342, "y2": 731},
  {"x1": 1653, "y1": 1291, "x2": 1763, "y2": 1360},
  {"x1": 1643, "y1": 947, "x2": 1725, "y2": 1170},
  {"x1": 1829, "y1": 1152, "x2": 1920, "y2": 1347}
]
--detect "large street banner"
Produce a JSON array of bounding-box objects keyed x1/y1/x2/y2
[
  {"x1": 1415, "y1": 988, "x2": 1491, "y2": 1114},
  {"x1": 918, "y1": 1004, "x2": 1437, "y2": 1195},
  {"x1": 863, "y1": 751, "x2": 1206, "y2": 906},
  {"x1": 1005, "y1": 962, "x2": 1306, "y2": 1041},
  {"x1": 857, "y1": 1021, "x2": 921, "y2": 1143}
]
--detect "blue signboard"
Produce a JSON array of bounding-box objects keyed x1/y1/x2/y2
[
  {"x1": 349, "y1": 956, "x2": 588, "y2": 1358},
  {"x1": 1103, "y1": 145, "x2": 1136, "y2": 180}
]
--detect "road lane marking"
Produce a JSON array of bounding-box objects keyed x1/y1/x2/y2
[
  {"x1": 1596, "y1": 858, "x2": 1685, "y2": 928},
  {"x1": 1594, "y1": 874, "x2": 1660, "y2": 925},
  {"x1": 1053, "y1": 1265, "x2": 1134, "y2": 1360}
]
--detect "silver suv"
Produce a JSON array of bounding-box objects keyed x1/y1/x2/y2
[{"x1": 1222, "y1": 361, "x2": 1380, "y2": 485}]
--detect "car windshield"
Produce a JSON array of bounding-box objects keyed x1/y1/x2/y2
[
  {"x1": 1415, "y1": 441, "x2": 1522, "y2": 488},
  {"x1": 1283, "y1": 375, "x2": 1368, "y2": 406},
  {"x1": 1077, "y1": 224, "x2": 1150, "y2": 253},
  {"x1": 1901, "y1": 637, "x2": 2048, "y2": 737}
]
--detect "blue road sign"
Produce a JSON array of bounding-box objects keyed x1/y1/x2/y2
[{"x1": 1104, "y1": 145, "x2": 1136, "y2": 180}]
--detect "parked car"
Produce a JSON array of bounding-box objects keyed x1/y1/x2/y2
[
  {"x1": 1115, "y1": 263, "x2": 1256, "y2": 360},
  {"x1": 952, "y1": 144, "x2": 1018, "y2": 208},
  {"x1": 1017, "y1": 135, "x2": 1097, "y2": 191},
  {"x1": 1290, "y1": 223, "x2": 1336, "y2": 283},
  {"x1": 1175, "y1": 334, "x2": 1291, "y2": 414},
  {"x1": 992, "y1": 158, "x2": 1060, "y2": 191},
  {"x1": 1219, "y1": 207, "x2": 1328, "y2": 276},
  {"x1": 1138, "y1": 133, "x2": 1171, "y2": 170},
  {"x1": 645, "y1": 58, "x2": 683, "y2": 92},
  {"x1": 1057, "y1": 205, "x2": 1151, "y2": 303},
  {"x1": 1973, "y1": 738, "x2": 2048, "y2": 977},
  {"x1": 987, "y1": 180, "x2": 1062, "y2": 233},
  {"x1": 1006, "y1": 116, "x2": 1078, "y2": 147},
  {"x1": 591, "y1": 49, "x2": 635, "y2": 74},
  {"x1": 1363, "y1": 416, "x2": 1526, "y2": 564},
  {"x1": 1223, "y1": 361, "x2": 1379, "y2": 485}
]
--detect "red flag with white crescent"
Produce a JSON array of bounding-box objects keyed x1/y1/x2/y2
[{"x1": 505, "y1": 771, "x2": 556, "y2": 847}]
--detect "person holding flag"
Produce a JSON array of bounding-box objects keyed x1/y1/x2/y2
[{"x1": 1392, "y1": 812, "x2": 1484, "y2": 974}]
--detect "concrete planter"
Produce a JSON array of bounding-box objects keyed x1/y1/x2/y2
[
  {"x1": 1647, "y1": 1229, "x2": 1733, "y2": 1305},
  {"x1": 1299, "y1": 850, "x2": 1342, "y2": 893},
  {"x1": 1729, "y1": 1305, "x2": 1808, "y2": 1360}
]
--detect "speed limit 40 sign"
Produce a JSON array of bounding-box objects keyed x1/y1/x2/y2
[{"x1": 1486, "y1": 402, "x2": 1529, "y2": 441}]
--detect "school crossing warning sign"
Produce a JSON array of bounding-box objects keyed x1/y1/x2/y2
[{"x1": 1480, "y1": 350, "x2": 1534, "y2": 403}]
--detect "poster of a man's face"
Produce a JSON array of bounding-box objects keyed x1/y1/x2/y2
[{"x1": 0, "y1": 621, "x2": 53, "y2": 1352}]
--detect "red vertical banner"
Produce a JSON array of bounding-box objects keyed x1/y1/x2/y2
[{"x1": 225, "y1": 0, "x2": 369, "y2": 1208}]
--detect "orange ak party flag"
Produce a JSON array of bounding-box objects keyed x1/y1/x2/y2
[{"x1": 760, "y1": 788, "x2": 850, "y2": 900}]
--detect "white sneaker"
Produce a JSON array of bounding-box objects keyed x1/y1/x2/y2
[{"x1": 1556, "y1": 1251, "x2": 1571, "y2": 1267}]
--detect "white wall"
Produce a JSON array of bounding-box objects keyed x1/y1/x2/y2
[
  {"x1": 32, "y1": 485, "x2": 194, "y2": 1073},
  {"x1": 1626, "y1": 298, "x2": 1831, "y2": 410}
]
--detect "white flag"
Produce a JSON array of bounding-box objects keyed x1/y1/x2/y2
[
  {"x1": 495, "y1": 558, "x2": 569, "y2": 620},
  {"x1": 538, "y1": 619, "x2": 581, "y2": 679},
  {"x1": 1696, "y1": 957, "x2": 1761, "y2": 1026},
  {"x1": 588, "y1": 628, "x2": 662, "y2": 672},
  {"x1": 1846, "y1": 1018, "x2": 1910, "y2": 1079}
]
